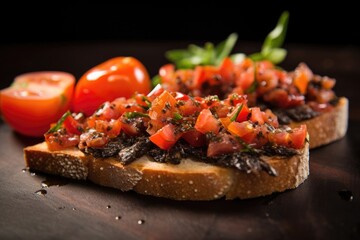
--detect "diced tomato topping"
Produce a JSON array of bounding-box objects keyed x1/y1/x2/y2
[
  {"x1": 293, "y1": 63, "x2": 313, "y2": 94},
  {"x1": 182, "y1": 129, "x2": 206, "y2": 147},
  {"x1": 219, "y1": 57, "x2": 234, "y2": 83},
  {"x1": 148, "y1": 91, "x2": 177, "y2": 122},
  {"x1": 234, "y1": 58, "x2": 255, "y2": 91},
  {"x1": 45, "y1": 132, "x2": 79, "y2": 151},
  {"x1": 227, "y1": 121, "x2": 254, "y2": 138},
  {"x1": 195, "y1": 109, "x2": 220, "y2": 134},
  {"x1": 228, "y1": 104, "x2": 250, "y2": 122},
  {"x1": 63, "y1": 114, "x2": 83, "y2": 135},
  {"x1": 207, "y1": 133, "x2": 242, "y2": 157},
  {"x1": 249, "y1": 107, "x2": 265, "y2": 125},
  {"x1": 288, "y1": 125, "x2": 307, "y2": 149},
  {"x1": 147, "y1": 84, "x2": 165, "y2": 101},
  {"x1": 149, "y1": 124, "x2": 181, "y2": 150}
]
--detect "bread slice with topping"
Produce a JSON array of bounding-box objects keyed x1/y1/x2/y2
[
  {"x1": 24, "y1": 140, "x2": 309, "y2": 200},
  {"x1": 289, "y1": 97, "x2": 348, "y2": 149}
]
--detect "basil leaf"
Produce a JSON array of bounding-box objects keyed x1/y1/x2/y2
[
  {"x1": 152, "y1": 75, "x2": 161, "y2": 88},
  {"x1": 165, "y1": 49, "x2": 191, "y2": 62},
  {"x1": 215, "y1": 33, "x2": 238, "y2": 65},
  {"x1": 47, "y1": 111, "x2": 71, "y2": 134},
  {"x1": 230, "y1": 53, "x2": 246, "y2": 64},
  {"x1": 262, "y1": 11, "x2": 289, "y2": 54},
  {"x1": 263, "y1": 48, "x2": 287, "y2": 65},
  {"x1": 248, "y1": 52, "x2": 265, "y2": 62}
]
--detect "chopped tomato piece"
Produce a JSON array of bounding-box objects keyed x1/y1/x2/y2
[
  {"x1": 227, "y1": 121, "x2": 254, "y2": 138},
  {"x1": 63, "y1": 114, "x2": 83, "y2": 135},
  {"x1": 289, "y1": 125, "x2": 307, "y2": 149},
  {"x1": 228, "y1": 104, "x2": 250, "y2": 122},
  {"x1": 191, "y1": 66, "x2": 219, "y2": 90},
  {"x1": 149, "y1": 124, "x2": 180, "y2": 150},
  {"x1": 293, "y1": 63, "x2": 313, "y2": 94},
  {"x1": 195, "y1": 109, "x2": 220, "y2": 134},
  {"x1": 147, "y1": 84, "x2": 165, "y2": 101},
  {"x1": 264, "y1": 109, "x2": 279, "y2": 128},
  {"x1": 268, "y1": 125, "x2": 307, "y2": 149},
  {"x1": 182, "y1": 129, "x2": 206, "y2": 147},
  {"x1": 45, "y1": 132, "x2": 80, "y2": 151},
  {"x1": 219, "y1": 117, "x2": 231, "y2": 129},
  {"x1": 219, "y1": 57, "x2": 234, "y2": 83},
  {"x1": 149, "y1": 90, "x2": 177, "y2": 121},
  {"x1": 207, "y1": 133, "x2": 241, "y2": 157},
  {"x1": 234, "y1": 58, "x2": 255, "y2": 91},
  {"x1": 249, "y1": 107, "x2": 265, "y2": 125},
  {"x1": 159, "y1": 64, "x2": 178, "y2": 91}
]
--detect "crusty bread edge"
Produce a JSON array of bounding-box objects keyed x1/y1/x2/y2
[
  {"x1": 290, "y1": 97, "x2": 348, "y2": 149},
  {"x1": 24, "y1": 140, "x2": 309, "y2": 201}
]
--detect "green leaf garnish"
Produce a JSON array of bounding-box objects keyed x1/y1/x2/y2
[
  {"x1": 47, "y1": 111, "x2": 71, "y2": 134},
  {"x1": 164, "y1": 11, "x2": 289, "y2": 69},
  {"x1": 173, "y1": 112, "x2": 183, "y2": 121},
  {"x1": 151, "y1": 75, "x2": 162, "y2": 88},
  {"x1": 249, "y1": 11, "x2": 289, "y2": 64},
  {"x1": 215, "y1": 33, "x2": 238, "y2": 65},
  {"x1": 262, "y1": 11, "x2": 289, "y2": 53},
  {"x1": 230, "y1": 104, "x2": 243, "y2": 122},
  {"x1": 124, "y1": 112, "x2": 150, "y2": 119},
  {"x1": 245, "y1": 81, "x2": 258, "y2": 94},
  {"x1": 165, "y1": 33, "x2": 238, "y2": 69}
]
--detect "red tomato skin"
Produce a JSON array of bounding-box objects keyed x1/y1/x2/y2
[
  {"x1": 72, "y1": 57, "x2": 151, "y2": 116},
  {"x1": 195, "y1": 109, "x2": 220, "y2": 134},
  {"x1": 0, "y1": 71, "x2": 75, "y2": 137},
  {"x1": 149, "y1": 124, "x2": 180, "y2": 150}
]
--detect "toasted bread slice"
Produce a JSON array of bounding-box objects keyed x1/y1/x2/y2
[
  {"x1": 290, "y1": 97, "x2": 348, "y2": 149},
  {"x1": 24, "y1": 140, "x2": 309, "y2": 200}
]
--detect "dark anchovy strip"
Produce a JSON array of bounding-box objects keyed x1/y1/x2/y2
[
  {"x1": 285, "y1": 105, "x2": 319, "y2": 122},
  {"x1": 82, "y1": 137, "x2": 298, "y2": 176},
  {"x1": 118, "y1": 137, "x2": 153, "y2": 164},
  {"x1": 271, "y1": 104, "x2": 319, "y2": 124}
]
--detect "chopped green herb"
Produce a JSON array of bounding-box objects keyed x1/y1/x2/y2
[
  {"x1": 173, "y1": 112, "x2": 183, "y2": 121},
  {"x1": 47, "y1": 111, "x2": 71, "y2": 134},
  {"x1": 230, "y1": 104, "x2": 243, "y2": 122},
  {"x1": 245, "y1": 81, "x2": 258, "y2": 94},
  {"x1": 124, "y1": 112, "x2": 150, "y2": 119},
  {"x1": 151, "y1": 75, "x2": 162, "y2": 88}
]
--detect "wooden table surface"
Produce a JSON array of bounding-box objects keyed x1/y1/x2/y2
[{"x1": 0, "y1": 41, "x2": 359, "y2": 240}]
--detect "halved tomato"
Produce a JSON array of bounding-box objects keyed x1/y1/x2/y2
[{"x1": 0, "y1": 71, "x2": 75, "y2": 137}]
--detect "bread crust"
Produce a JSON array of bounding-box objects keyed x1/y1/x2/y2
[
  {"x1": 290, "y1": 97, "x2": 348, "y2": 149},
  {"x1": 24, "y1": 141, "x2": 309, "y2": 200}
]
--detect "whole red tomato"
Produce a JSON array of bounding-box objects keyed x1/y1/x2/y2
[{"x1": 72, "y1": 57, "x2": 151, "y2": 116}]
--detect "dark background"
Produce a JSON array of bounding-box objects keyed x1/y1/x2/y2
[
  {"x1": 1, "y1": 4, "x2": 358, "y2": 45},
  {"x1": 0, "y1": 3, "x2": 358, "y2": 89}
]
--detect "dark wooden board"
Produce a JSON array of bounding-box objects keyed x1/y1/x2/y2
[{"x1": 0, "y1": 42, "x2": 359, "y2": 240}]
